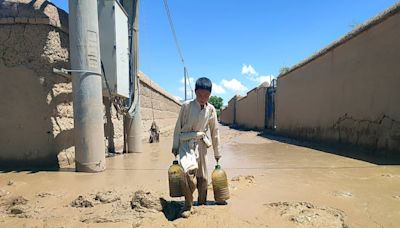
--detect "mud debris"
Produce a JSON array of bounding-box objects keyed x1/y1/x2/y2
[
  {"x1": 79, "y1": 190, "x2": 168, "y2": 224},
  {"x1": 0, "y1": 196, "x2": 28, "y2": 210},
  {"x1": 81, "y1": 216, "x2": 116, "y2": 223},
  {"x1": 0, "y1": 189, "x2": 10, "y2": 198},
  {"x1": 266, "y1": 202, "x2": 348, "y2": 228},
  {"x1": 131, "y1": 190, "x2": 163, "y2": 212},
  {"x1": 332, "y1": 191, "x2": 353, "y2": 198},
  {"x1": 70, "y1": 196, "x2": 93, "y2": 208},
  {"x1": 1, "y1": 196, "x2": 30, "y2": 217},
  {"x1": 36, "y1": 192, "x2": 53, "y2": 198},
  {"x1": 9, "y1": 205, "x2": 29, "y2": 215},
  {"x1": 7, "y1": 180, "x2": 14, "y2": 186},
  {"x1": 94, "y1": 191, "x2": 120, "y2": 203},
  {"x1": 231, "y1": 175, "x2": 255, "y2": 184},
  {"x1": 381, "y1": 173, "x2": 400, "y2": 178},
  {"x1": 9, "y1": 196, "x2": 28, "y2": 206}
]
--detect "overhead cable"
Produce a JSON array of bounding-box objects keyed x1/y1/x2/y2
[
  {"x1": 162, "y1": 0, "x2": 185, "y2": 65},
  {"x1": 162, "y1": 0, "x2": 194, "y2": 99}
]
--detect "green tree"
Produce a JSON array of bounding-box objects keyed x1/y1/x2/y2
[
  {"x1": 209, "y1": 96, "x2": 223, "y2": 119},
  {"x1": 279, "y1": 66, "x2": 290, "y2": 76},
  {"x1": 209, "y1": 96, "x2": 223, "y2": 110}
]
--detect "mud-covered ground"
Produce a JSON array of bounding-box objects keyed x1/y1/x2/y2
[{"x1": 0, "y1": 124, "x2": 399, "y2": 227}]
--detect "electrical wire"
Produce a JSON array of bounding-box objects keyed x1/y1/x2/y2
[
  {"x1": 101, "y1": 61, "x2": 122, "y2": 119},
  {"x1": 125, "y1": 0, "x2": 140, "y2": 116},
  {"x1": 162, "y1": 0, "x2": 193, "y2": 100},
  {"x1": 162, "y1": 0, "x2": 185, "y2": 65}
]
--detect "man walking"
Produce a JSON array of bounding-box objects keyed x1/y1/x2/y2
[{"x1": 172, "y1": 77, "x2": 221, "y2": 218}]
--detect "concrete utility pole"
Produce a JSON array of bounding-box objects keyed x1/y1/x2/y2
[
  {"x1": 122, "y1": 0, "x2": 143, "y2": 153},
  {"x1": 69, "y1": 0, "x2": 106, "y2": 172}
]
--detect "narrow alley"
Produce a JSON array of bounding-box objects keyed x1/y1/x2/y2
[{"x1": 1, "y1": 124, "x2": 399, "y2": 227}]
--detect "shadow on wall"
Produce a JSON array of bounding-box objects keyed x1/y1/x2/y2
[
  {"x1": 0, "y1": 0, "x2": 72, "y2": 170},
  {"x1": 0, "y1": 65, "x2": 70, "y2": 170},
  {"x1": 258, "y1": 130, "x2": 400, "y2": 165},
  {"x1": 0, "y1": 0, "x2": 122, "y2": 171}
]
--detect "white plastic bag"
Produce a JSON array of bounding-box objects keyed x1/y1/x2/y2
[{"x1": 179, "y1": 139, "x2": 198, "y2": 172}]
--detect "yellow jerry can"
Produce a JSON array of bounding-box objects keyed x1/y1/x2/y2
[
  {"x1": 168, "y1": 160, "x2": 185, "y2": 197},
  {"x1": 212, "y1": 164, "x2": 230, "y2": 202}
]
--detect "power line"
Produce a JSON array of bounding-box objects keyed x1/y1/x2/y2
[
  {"x1": 162, "y1": 0, "x2": 185, "y2": 65},
  {"x1": 162, "y1": 0, "x2": 193, "y2": 100}
]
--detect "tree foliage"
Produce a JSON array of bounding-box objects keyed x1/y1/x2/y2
[
  {"x1": 209, "y1": 96, "x2": 223, "y2": 110},
  {"x1": 279, "y1": 66, "x2": 290, "y2": 76}
]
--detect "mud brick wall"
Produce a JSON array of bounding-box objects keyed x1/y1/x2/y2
[
  {"x1": 220, "y1": 86, "x2": 267, "y2": 130},
  {"x1": 0, "y1": 1, "x2": 180, "y2": 168},
  {"x1": 138, "y1": 72, "x2": 181, "y2": 139},
  {"x1": 235, "y1": 86, "x2": 267, "y2": 130},
  {"x1": 0, "y1": 0, "x2": 71, "y2": 168},
  {"x1": 220, "y1": 96, "x2": 236, "y2": 125},
  {"x1": 220, "y1": 104, "x2": 233, "y2": 126},
  {"x1": 276, "y1": 4, "x2": 400, "y2": 155}
]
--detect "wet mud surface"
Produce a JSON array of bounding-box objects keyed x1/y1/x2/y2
[
  {"x1": 266, "y1": 202, "x2": 348, "y2": 228},
  {"x1": 0, "y1": 125, "x2": 399, "y2": 227}
]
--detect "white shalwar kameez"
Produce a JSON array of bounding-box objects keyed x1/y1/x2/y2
[{"x1": 172, "y1": 100, "x2": 221, "y2": 206}]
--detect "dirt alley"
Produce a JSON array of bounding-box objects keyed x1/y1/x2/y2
[{"x1": 0, "y1": 124, "x2": 399, "y2": 227}]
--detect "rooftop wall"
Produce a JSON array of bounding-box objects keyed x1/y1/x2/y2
[
  {"x1": 276, "y1": 3, "x2": 400, "y2": 155},
  {"x1": 236, "y1": 86, "x2": 267, "y2": 130},
  {"x1": 220, "y1": 87, "x2": 267, "y2": 130}
]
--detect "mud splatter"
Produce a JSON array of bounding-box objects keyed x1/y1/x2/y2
[
  {"x1": 80, "y1": 190, "x2": 166, "y2": 224},
  {"x1": 0, "y1": 196, "x2": 31, "y2": 217},
  {"x1": 230, "y1": 175, "x2": 255, "y2": 191},
  {"x1": 332, "y1": 191, "x2": 353, "y2": 198},
  {"x1": 0, "y1": 190, "x2": 10, "y2": 198},
  {"x1": 381, "y1": 173, "x2": 400, "y2": 178},
  {"x1": 231, "y1": 175, "x2": 255, "y2": 184},
  {"x1": 36, "y1": 192, "x2": 54, "y2": 198},
  {"x1": 7, "y1": 196, "x2": 28, "y2": 207},
  {"x1": 266, "y1": 202, "x2": 348, "y2": 228},
  {"x1": 130, "y1": 190, "x2": 163, "y2": 212},
  {"x1": 70, "y1": 196, "x2": 93, "y2": 208},
  {"x1": 94, "y1": 191, "x2": 120, "y2": 203}
]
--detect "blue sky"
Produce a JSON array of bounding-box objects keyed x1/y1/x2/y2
[{"x1": 51, "y1": 0, "x2": 398, "y2": 104}]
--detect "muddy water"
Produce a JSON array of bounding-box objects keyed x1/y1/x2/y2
[
  {"x1": 223, "y1": 139, "x2": 400, "y2": 228},
  {"x1": 0, "y1": 125, "x2": 399, "y2": 227}
]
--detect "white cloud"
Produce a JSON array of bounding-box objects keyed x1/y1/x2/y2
[
  {"x1": 178, "y1": 87, "x2": 194, "y2": 100},
  {"x1": 241, "y1": 64, "x2": 258, "y2": 76},
  {"x1": 179, "y1": 76, "x2": 195, "y2": 95},
  {"x1": 179, "y1": 77, "x2": 225, "y2": 95},
  {"x1": 180, "y1": 76, "x2": 195, "y2": 85},
  {"x1": 249, "y1": 74, "x2": 275, "y2": 86},
  {"x1": 212, "y1": 82, "x2": 226, "y2": 94},
  {"x1": 221, "y1": 79, "x2": 248, "y2": 93}
]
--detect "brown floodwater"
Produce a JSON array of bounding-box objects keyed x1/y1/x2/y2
[{"x1": 0, "y1": 125, "x2": 399, "y2": 227}]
